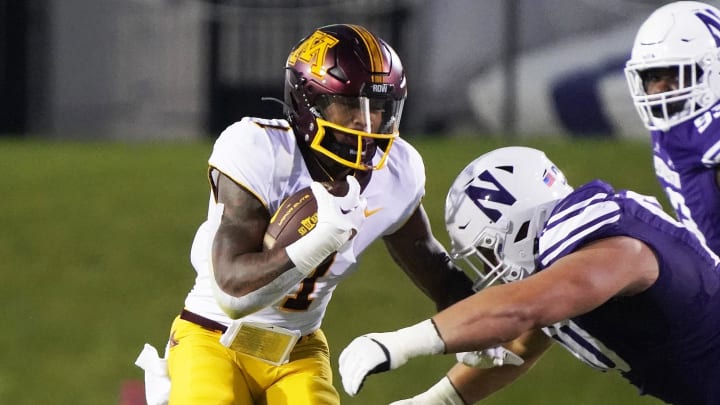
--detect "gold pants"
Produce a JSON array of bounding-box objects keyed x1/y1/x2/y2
[{"x1": 166, "y1": 315, "x2": 339, "y2": 405}]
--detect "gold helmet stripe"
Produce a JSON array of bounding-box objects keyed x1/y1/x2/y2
[{"x1": 348, "y1": 24, "x2": 385, "y2": 83}]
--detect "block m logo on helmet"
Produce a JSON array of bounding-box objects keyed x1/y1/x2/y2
[
  {"x1": 287, "y1": 31, "x2": 339, "y2": 77},
  {"x1": 465, "y1": 170, "x2": 517, "y2": 223}
]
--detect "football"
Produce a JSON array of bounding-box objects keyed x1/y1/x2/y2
[{"x1": 263, "y1": 181, "x2": 348, "y2": 250}]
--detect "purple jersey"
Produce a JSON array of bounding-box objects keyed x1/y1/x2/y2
[
  {"x1": 537, "y1": 180, "x2": 720, "y2": 405},
  {"x1": 651, "y1": 103, "x2": 720, "y2": 255}
]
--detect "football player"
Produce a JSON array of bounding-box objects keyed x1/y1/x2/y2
[
  {"x1": 135, "y1": 24, "x2": 516, "y2": 405},
  {"x1": 625, "y1": 1, "x2": 720, "y2": 255},
  {"x1": 338, "y1": 146, "x2": 720, "y2": 405}
]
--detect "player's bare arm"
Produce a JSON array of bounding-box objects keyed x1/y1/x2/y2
[
  {"x1": 448, "y1": 329, "x2": 551, "y2": 403},
  {"x1": 211, "y1": 171, "x2": 295, "y2": 296},
  {"x1": 383, "y1": 204, "x2": 474, "y2": 310},
  {"x1": 433, "y1": 236, "x2": 659, "y2": 353}
]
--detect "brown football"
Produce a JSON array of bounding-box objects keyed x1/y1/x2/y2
[{"x1": 263, "y1": 181, "x2": 348, "y2": 250}]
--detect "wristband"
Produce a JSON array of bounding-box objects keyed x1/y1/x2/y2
[
  {"x1": 380, "y1": 319, "x2": 446, "y2": 368},
  {"x1": 422, "y1": 376, "x2": 466, "y2": 405},
  {"x1": 285, "y1": 222, "x2": 349, "y2": 275}
]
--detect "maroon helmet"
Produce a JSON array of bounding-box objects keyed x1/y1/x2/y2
[{"x1": 284, "y1": 24, "x2": 407, "y2": 171}]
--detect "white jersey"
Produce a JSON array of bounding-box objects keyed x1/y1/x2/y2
[{"x1": 184, "y1": 117, "x2": 426, "y2": 335}]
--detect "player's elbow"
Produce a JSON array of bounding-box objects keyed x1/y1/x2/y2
[
  {"x1": 214, "y1": 271, "x2": 244, "y2": 297},
  {"x1": 211, "y1": 266, "x2": 311, "y2": 320},
  {"x1": 218, "y1": 303, "x2": 245, "y2": 320},
  {"x1": 212, "y1": 259, "x2": 257, "y2": 297},
  {"x1": 208, "y1": 264, "x2": 257, "y2": 319},
  {"x1": 212, "y1": 284, "x2": 269, "y2": 319},
  {"x1": 211, "y1": 279, "x2": 256, "y2": 319}
]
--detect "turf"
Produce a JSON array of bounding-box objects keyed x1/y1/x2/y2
[{"x1": 1, "y1": 135, "x2": 664, "y2": 404}]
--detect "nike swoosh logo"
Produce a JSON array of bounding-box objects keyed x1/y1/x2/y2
[{"x1": 364, "y1": 207, "x2": 383, "y2": 217}]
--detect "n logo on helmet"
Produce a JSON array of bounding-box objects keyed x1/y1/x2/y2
[
  {"x1": 287, "y1": 31, "x2": 339, "y2": 77},
  {"x1": 465, "y1": 170, "x2": 517, "y2": 222},
  {"x1": 696, "y1": 8, "x2": 720, "y2": 46}
]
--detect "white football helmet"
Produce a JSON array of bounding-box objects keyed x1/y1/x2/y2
[
  {"x1": 444, "y1": 147, "x2": 573, "y2": 290},
  {"x1": 625, "y1": 1, "x2": 720, "y2": 131}
]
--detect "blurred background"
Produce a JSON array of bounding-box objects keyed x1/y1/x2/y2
[
  {"x1": 3, "y1": 0, "x2": 701, "y2": 142},
  {"x1": 1, "y1": 1, "x2": 701, "y2": 404}
]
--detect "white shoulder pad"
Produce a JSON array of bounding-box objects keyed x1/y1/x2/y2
[{"x1": 209, "y1": 117, "x2": 297, "y2": 208}]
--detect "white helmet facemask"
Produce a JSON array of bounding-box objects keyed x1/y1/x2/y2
[
  {"x1": 444, "y1": 147, "x2": 573, "y2": 291},
  {"x1": 625, "y1": 1, "x2": 720, "y2": 131}
]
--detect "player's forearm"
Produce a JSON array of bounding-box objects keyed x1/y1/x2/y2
[
  {"x1": 211, "y1": 238, "x2": 297, "y2": 296},
  {"x1": 210, "y1": 232, "x2": 307, "y2": 319},
  {"x1": 449, "y1": 331, "x2": 551, "y2": 403},
  {"x1": 432, "y1": 285, "x2": 539, "y2": 353},
  {"x1": 448, "y1": 358, "x2": 535, "y2": 403},
  {"x1": 209, "y1": 252, "x2": 309, "y2": 319}
]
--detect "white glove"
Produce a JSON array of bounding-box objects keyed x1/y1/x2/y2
[
  {"x1": 389, "y1": 376, "x2": 464, "y2": 405},
  {"x1": 313, "y1": 175, "x2": 366, "y2": 241},
  {"x1": 339, "y1": 320, "x2": 445, "y2": 397},
  {"x1": 456, "y1": 346, "x2": 524, "y2": 368},
  {"x1": 286, "y1": 175, "x2": 366, "y2": 275}
]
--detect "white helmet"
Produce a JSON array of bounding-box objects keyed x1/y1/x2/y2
[
  {"x1": 444, "y1": 147, "x2": 573, "y2": 290},
  {"x1": 625, "y1": 1, "x2": 720, "y2": 131}
]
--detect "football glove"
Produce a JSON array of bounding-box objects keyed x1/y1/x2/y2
[
  {"x1": 339, "y1": 320, "x2": 445, "y2": 396},
  {"x1": 456, "y1": 346, "x2": 524, "y2": 368},
  {"x1": 286, "y1": 175, "x2": 366, "y2": 275}
]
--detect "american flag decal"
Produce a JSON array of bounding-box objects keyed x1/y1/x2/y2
[{"x1": 543, "y1": 168, "x2": 556, "y2": 187}]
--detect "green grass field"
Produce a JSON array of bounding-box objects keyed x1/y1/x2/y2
[{"x1": 1, "y1": 135, "x2": 666, "y2": 405}]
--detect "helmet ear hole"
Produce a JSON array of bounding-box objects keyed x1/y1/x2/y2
[{"x1": 513, "y1": 221, "x2": 530, "y2": 243}]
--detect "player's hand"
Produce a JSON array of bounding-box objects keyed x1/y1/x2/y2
[
  {"x1": 339, "y1": 320, "x2": 445, "y2": 396},
  {"x1": 287, "y1": 175, "x2": 366, "y2": 275},
  {"x1": 340, "y1": 319, "x2": 445, "y2": 396},
  {"x1": 456, "y1": 346, "x2": 524, "y2": 368},
  {"x1": 311, "y1": 175, "x2": 367, "y2": 244},
  {"x1": 339, "y1": 334, "x2": 396, "y2": 396}
]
